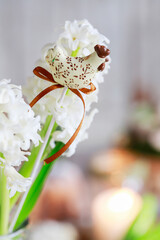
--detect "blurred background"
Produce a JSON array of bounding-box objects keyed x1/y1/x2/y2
[{"x1": 1, "y1": 0, "x2": 160, "y2": 240}]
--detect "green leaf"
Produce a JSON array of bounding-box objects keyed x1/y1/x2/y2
[
  {"x1": 13, "y1": 142, "x2": 64, "y2": 231},
  {"x1": 123, "y1": 194, "x2": 158, "y2": 240},
  {"x1": 137, "y1": 223, "x2": 160, "y2": 240},
  {"x1": 10, "y1": 115, "x2": 57, "y2": 209},
  {"x1": 19, "y1": 115, "x2": 54, "y2": 178}
]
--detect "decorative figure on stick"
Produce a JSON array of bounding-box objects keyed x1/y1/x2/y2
[{"x1": 30, "y1": 44, "x2": 110, "y2": 164}]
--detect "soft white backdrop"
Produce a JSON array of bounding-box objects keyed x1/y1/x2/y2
[{"x1": 0, "y1": 0, "x2": 160, "y2": 163}]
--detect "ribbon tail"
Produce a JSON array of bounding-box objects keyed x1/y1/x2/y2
[
  {"x1": 44, "y1": 89, "x2": 85, "y2": 164},
  {"x1": 31, "y1": 66, "x2": 87, "y2": 164},
  {"x1": 30, "y1": 84, "x2": 63, "y2": 108}
]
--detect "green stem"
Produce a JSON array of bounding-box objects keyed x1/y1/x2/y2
[
  {"x1": 19, "y1": 115, "x2": 53, "y2": 178},
  {"x1": 10, "y1": 115, "x2": 57, "y2": 209},
  {"x1": 0, "y1": 168, "x2": 9, "y2": 235},
  {"x1": 13, "y1": 142, "x2": 64, "y2": 231}
]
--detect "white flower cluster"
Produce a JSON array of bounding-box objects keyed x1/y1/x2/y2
[
  {"x1": 58, "y1": 19, "x2": 110, "y2": 58},
  {"x1": 0, "y1": 79, "x2": 41, "y2": 197},
  {"x1": 23, "y1": 19, "x2": 110, "y2": 157}
]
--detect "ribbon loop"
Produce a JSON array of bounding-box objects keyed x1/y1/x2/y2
[{"x1": 33, "y1": 66, "x2": 56, "y2": 83}]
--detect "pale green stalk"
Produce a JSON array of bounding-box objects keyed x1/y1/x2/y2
[
  {"x1": 0, "y1": 167, "x2": 9, "y2": 235},
  {"x1": 10, "y1": 116, "x2": 57, "y2": 209}
]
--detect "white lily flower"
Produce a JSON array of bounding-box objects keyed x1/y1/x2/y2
[
  {"x1": 23, "y1": 19, "x2": 110, "y2": 157},
  {"x1": 0, "y1": 79, "x2": 41, "y2": 197}
]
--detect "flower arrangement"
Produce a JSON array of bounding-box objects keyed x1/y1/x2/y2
[{"x1": 0, "y1": 19, "x2": 110, "y2": 237}]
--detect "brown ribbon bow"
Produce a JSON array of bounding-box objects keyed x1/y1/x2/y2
[{"x1": 30, "y1": 66, "x2": 96, "y2": 164}]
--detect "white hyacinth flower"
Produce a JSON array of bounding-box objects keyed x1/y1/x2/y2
[
  {"x1": 4, "y1": 165, "x2": 32, "y2": 198},
  {"x1": 23, "y1": 19, "x2": 110, "y2": 157},
  {"x1": 58, "y1": 19, "x2": 110, "y2": 56},
  {"x1": 0, "y1": 79, "x2": 41, "y2": 197}
]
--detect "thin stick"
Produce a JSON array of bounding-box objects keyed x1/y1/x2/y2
[
  {"x1": 0, "y1": 168, "x2": 9, "y2": 235},
  {"x1": 9, "y1": 87, "x2": 68, "y2": 233}
]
